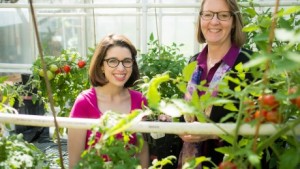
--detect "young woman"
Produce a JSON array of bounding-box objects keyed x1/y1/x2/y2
[
  {"x1": 68, "y1": 34, "x2": 149, "y2": 168},
  {"x1": 178, "y1": 0, "x2": 252, "y2": 168}
]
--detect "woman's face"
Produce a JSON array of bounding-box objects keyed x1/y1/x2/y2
[
  {"x1": 201, "y1": 0, "x2": 234, "y2": 46},
  {"x1": 102, "y1": 46, "x2": 133, "y2": 88}
]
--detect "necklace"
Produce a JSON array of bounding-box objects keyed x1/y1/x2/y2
[{"x1": 207, "y1": 57, "x2": 221, "y2": 70}]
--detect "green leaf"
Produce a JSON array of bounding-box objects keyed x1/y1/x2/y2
[
  {"x1": 244, "y1": 7, "x2": 257, "y2": 17},
  {"x1": 183, "y1": 61, "x2": 197, "y2": 82},
  {"x1": 259, "y1": 17, "x2": 272, "y2": 28},
  {"x1": 234, "y1": 62, "x2": 243, "y2": 73},
  {"x1": 244, "y1": 56, "x2": 268, "y2": 68},
  {"x1": 279, "y1": 148, "x2": 299, "y2": 169},
  {"x1": 243, "y1": 24, "x2": 260, "y2": 32},
  {"x1": 210, "y1": 98, "x2": 234, "y2": 106},
  {"x1": 282, "y1": 6, "x2": 300, "y2": 15},
  {"x1": 215, "y1": 146, "x2": 235, "y2": 155},
  {"x1": 146, "y1": 73, "x2": 170, "y2": 108},
  {"x1": 0, "y1": 76, "x2": 8, "y2": 83},
  {"x1": 159, "y1": 101, "x2": 182, "y2": 117},
  {"x1": 224, "y1": 76, "x2": 241, "y2": 85},
  {"x1": 218, "y1": 134, "x2": 235, "y2": 145},
  {"x1": 150, "y1": 32, "x2": 154, "y2": 41},
  {"x1": 182, "y1": 156, "x2": 210, "y2": 169},
  {"x1": 253, "y1": 31, "x2": 269, "y2": 41},
  {"x1": 224, "y1": 103, "x2": 238, "y2": 111},
  {"x1": 234, "y1": 85, "x2": 241, "y2": 92},
  {"x1": 248, "y1": 153, "x2": 261, "y2": 169},
  {"x1": 172, "y1": 99, "x2": 195, "y2": 114},
  {"x1": 287, "y1": 52, "x2": 300, "y2": 63},
  {"x1": 177, "y1": 82, "x2": 187, "y2": 93}
]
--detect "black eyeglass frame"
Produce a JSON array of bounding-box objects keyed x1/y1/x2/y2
[
  {"x1": 199, "y1": 11, "x2": 236, "y2": 21},
  {"x1": 104, "y1": 58, "x2": 134, "y2": 68}
]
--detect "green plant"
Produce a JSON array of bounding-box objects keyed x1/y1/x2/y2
[
  {"x1": 241, "y1": 1, "x2": 300, "y2": 52},
  {"x1": 138, "y1": 33, "x2": 187, "y2": 99},
  {"x1": 141, "y1": 3, "x2": 300, "y2": 169},
  {"x1": 75, "y1": 110, "x2": 174, "y2": 169},
  {"x1": 30, "y1": 48, "x2": 93, "y2": 117},
  {"x1": 0, "y1": 134, "x2": 50, "y2": 169}
]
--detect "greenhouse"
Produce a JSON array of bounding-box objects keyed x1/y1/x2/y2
[{"x1": 1, "y1": 0, "x2": 300, "y2": 169}]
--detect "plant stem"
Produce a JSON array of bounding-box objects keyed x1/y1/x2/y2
[
  {"x1": 252, "y1": 0, "x2": 280, "y2": 153},
  {"x1": 257, "y1": 118, "x2": 300, "y2": 153},
  {"x1": 233, "y1": 96, "x2": 245, "y2": 149},
  {"x1": 28, "y1": 1, "x2": 65, "y2": 168}
]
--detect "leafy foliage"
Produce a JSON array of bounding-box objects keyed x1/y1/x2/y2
[
  {"x1": 30, "y1": 48, "x2": 93, "y2": 117},
  {"x1": 138, "y1": 33, "x2": 187, "y2": 99},
  {"x1": 0, "y1": 134, "x2": 50, "y2": 169},
  {"x1": 141, "y1": 3, "x2": 300, "y2": 169},
  {"x1": 1, "y1": 2, "x2": 300, "y2": 169},
  {"x1": 75, "y1": 110, "x2": 173, "y2": 169}
]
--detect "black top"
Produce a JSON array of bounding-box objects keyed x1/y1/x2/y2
[{"x1": 189, "y1": 48, "x2": 253, "y2": 167}]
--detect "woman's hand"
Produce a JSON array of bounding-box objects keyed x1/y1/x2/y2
[{"x1": 179, "y1": 134, "x2": 218, "y2": 143}]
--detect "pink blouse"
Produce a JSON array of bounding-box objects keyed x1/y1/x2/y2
[{"x1": 70, "y1": 87, "x2": 147, "y2": 151}]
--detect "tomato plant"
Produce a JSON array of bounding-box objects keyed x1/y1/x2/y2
[{"x1": 30, "y1": 48, "x2": 93, "y2": 118}]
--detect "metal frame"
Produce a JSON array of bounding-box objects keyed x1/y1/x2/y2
[{"x1": 0, "y1": 0, "x2": 299, "y2": 73}]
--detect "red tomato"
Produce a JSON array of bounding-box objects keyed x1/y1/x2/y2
[
  {"x1": 77, "y1": 60, "x2": 86, "y2": 68},
  {"x1": 63, "y1": 65, "x2": 71, "y2": 73},
  {"x1": 265, "y1": 110, "x2": 282, "y2": 123},
  {"x1": 258, "y1": 94, "x2": 279, "y2": 109},
  {"x1": 55, "y1": 68, "x2": 62, "y2": 74},
  {"x1": 218, "y1": 161, "x2": 237, "y2": 169},
  {"x1": 295, "y1": 97, "x2": 300, "y2": 109},
  {"x1": 254, "y1": 110, "x2": 267, "y2": 122}
]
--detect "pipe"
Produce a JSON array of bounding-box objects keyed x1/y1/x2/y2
[{"x1": 0, "y1": 113, "x2": 299, "y2": 136}]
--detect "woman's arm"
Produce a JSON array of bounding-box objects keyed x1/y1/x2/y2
[
  {"x1": 68, "y1": 128, "x2": 87, "y2": 169},
  {"x1": 137, "y1": 139, "x2": 149, "y2": 169},
  {"x1": 179, "y1": 134, "x2": 218, "y2": 143}
]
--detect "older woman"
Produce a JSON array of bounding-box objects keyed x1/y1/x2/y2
[{"x1": 178, "y1": 0, "x2": 252, "y2": 168}]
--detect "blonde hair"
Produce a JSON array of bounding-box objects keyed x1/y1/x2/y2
[{"x1": 196, "y1": 0, "x2": 246, "y2": 47}]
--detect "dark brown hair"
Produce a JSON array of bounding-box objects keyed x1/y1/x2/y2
[
  {"x1": 197, "y1": 0, "x2": 246, "y2": 47},
  {"x1": 89, "y1": 34, "x2": 139, "y2": 87}
]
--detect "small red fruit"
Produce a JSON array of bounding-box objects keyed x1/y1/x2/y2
[
  {"x1": 77, "y1": 60, "x2": 86, "y2": 68},
  {"x1": 258, "y1": 94, "x2": 279, "y2": 109},
  {"x1": 265, "y1": 110, "x2": 282, "y2": 123},
  {"x1": 55, "y1": 68, "x2": 62, "y2": 74},
  {"x1": 218, "y1": 161, "x2": 237, "y2": 169},
  {"x1": 63, "y1": 65, "x2": 71, "y2": 73},
  {"x1": 254, "y1": 110, "x2": 267, "y2": 122},
  {"x1": 295, "y1": 97, "x2": 300, "y2": 109}
]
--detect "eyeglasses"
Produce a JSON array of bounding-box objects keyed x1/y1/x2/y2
[
  {"x1": 200, "y1": 11, "x2": 233, "y2": 21},
  {"x1": 104, "y1": 58, "x2": 134, "y2": 68}
]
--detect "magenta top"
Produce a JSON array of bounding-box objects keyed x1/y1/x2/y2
[{"x1": 70, "y1": 87, "x2": 147, "y2": 151}]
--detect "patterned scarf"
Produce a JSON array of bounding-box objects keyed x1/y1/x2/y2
[
  {"x1": 185, "y1": 62, "x2": 231, "y2": 118},
  {"x1": 178, "y1": 53, "x2": 237, "y2": 169}
]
